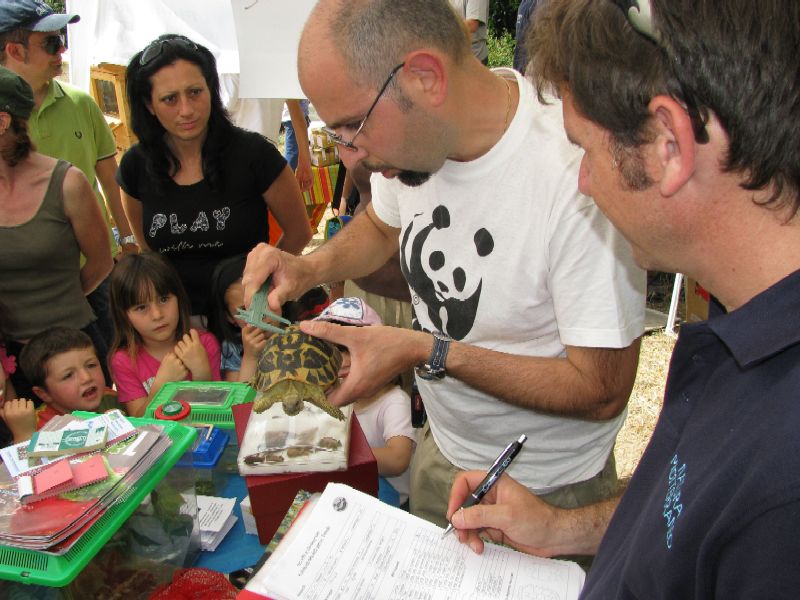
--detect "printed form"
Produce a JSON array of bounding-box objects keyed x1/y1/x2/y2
[{"x1": 246, "y1": 483, "x2": 584, "y2": 600}]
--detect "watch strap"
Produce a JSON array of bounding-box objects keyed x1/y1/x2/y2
[{"x1": 417, "y1": 332, "x2": 451, "y2": 380}]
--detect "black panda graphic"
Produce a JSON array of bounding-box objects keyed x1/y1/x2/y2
[{"x1": 400, "y1": 205, "x2": 494, "y2": 340}]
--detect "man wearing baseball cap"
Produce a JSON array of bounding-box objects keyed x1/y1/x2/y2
[{"x1": 0, "y1": 0, "x2": 137, "y2": 364}]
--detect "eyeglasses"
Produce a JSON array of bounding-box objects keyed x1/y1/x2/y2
[
  {"x1": 322, "y1": 62, "x2": 404, "y2": 151},
  {"x1": 610, "y1": 0, "x2": 708, "y2": 144},
  {"x1": 26, "y1": 34, "x2": 65, "y2": 56},
  {"x1": 140, "y1": 36, "x2": 199, "y2": 66}
]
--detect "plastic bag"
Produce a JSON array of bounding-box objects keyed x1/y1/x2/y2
[{"x1": 237, "y1": 399, "x2": 352, "y2": 475}]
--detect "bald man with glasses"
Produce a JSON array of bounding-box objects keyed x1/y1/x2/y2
[{"x1": 243, "y1": 0, "x2": 645, "y2": 545}]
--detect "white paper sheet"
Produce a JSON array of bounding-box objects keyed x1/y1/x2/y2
[
  {"x1": 196, "y1": 495, "x2": 238, "y2": 551},
  {"x1": 229, "y1": 0, "x2": 317, "y2": 99},
  {"x1": 246, "y1": 483, "x2": 585, "y2": 600}
]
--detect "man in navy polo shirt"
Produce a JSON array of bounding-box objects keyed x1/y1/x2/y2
[{"x1": 447, "y1": 1, "x2": 800, "y2": 597}]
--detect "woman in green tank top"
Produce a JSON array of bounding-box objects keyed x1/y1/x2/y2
[{"x1": 0, "y1": 66, "x2": 112, "y2": 405}]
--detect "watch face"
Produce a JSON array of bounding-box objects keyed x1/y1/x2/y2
[{"x1": 415, "y1": 365, "x2": 445, "y2": 381}]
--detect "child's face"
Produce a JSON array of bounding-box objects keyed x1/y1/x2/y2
[
  {"x1": 126, "y1": 293, "x2": 180, "y2": 345},
  {"x1": 34, "y1": 347, "x2": 105, "y2": 415},
  {"x1": 224, "y1": 280, "x2": 245, "y2": 326}
]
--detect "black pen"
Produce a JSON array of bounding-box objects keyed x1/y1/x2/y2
[{"x1": 442, "y1": 434, "x2": 527, "y2": 538}]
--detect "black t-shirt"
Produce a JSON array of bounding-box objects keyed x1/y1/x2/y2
[{"x1": 118, "y1": 127, "x2": 286, "y2": 314}]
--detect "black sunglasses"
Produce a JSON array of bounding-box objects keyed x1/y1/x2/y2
[
  {"x1": 27, "y1": 34, "x2": 65, "y2": 56},
  {"x1": 611, "y1": 0, "x2": 709, "y2": 144},
  {"x1": 139, "y1": 36, "x2": 199, "y2": 66}
]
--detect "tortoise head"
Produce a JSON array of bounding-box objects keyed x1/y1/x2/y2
[{"x1": 282, "y1": 396, "x2": 304, "y2": 416}]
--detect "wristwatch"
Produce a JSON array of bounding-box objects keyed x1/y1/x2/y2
[
  {"x1": 416, "y1": 332, "x2": 452, "y2": 381},
  {"x1": 120, "y1": 235, "x2": 137, "y2": 245}
]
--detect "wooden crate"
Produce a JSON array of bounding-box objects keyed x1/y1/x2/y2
[{"x1": 89, "y1": 63, "x2": 137, "y2": 153}]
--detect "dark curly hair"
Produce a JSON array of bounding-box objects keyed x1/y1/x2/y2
[
  {"x1": 125, "y1": 34, "x2": 235, "y2": 193},
  {"x1": 529, "y1": 0, "x2": 800, "y2": 212}
]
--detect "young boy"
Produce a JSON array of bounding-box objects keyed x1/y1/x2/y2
[{"x1": 0, "y1": 327, "x2": 116, "y2": 444}]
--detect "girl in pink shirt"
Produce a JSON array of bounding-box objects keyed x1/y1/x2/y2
[{"x1": 109, "y1": 253, "x2": 220, "y2": 417}]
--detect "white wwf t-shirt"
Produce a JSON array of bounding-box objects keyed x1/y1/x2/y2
[
  {"x1": 371, "y1": 69, "x2": 645, "y2": 493},
  {"x1": 354, "y1": 386, "x2": 416, "y2": 505}
]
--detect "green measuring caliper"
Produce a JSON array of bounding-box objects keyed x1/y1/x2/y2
[{"x1": 235, "y1": 277, "x2": 293, "y2": 334}]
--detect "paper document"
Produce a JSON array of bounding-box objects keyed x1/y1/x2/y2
[
  {"x1": 196, "y1": 495, "x2": 237, "y2": 552},
  {"x1": 245, "y1": 483, "x2": 585, "y2": 600}
]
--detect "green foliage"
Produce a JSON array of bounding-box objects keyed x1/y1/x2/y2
[
  {"x1": 44, "y1": 0, "x2": 65, "y2": 12},
  {"x1": 488, "y1": 30, "x2": 516, "y2": 68}
]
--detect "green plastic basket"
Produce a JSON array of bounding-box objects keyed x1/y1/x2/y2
[
  {"x1": 0, "y1": 414, "x2": 196, "y2": 587},
  {"x1": 143, "y1": 381, "x2": 255, "y2": 429}
]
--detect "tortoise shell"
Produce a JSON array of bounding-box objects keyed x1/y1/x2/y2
[{"x1": 251, "y1": 325, "x2": 343, "y2": 418}]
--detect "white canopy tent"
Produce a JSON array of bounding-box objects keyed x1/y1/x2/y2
[{"x1": 64, "y1": 0, "x2": 315, "y2": 141}]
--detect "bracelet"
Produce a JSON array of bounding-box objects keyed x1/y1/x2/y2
[{"x1": 120, "y1": 235, "x2": 137, "y2": 245}]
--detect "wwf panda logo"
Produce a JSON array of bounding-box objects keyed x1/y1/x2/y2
[{"x1": 400, "y1": 205, "x2": 494, "y2": 340}]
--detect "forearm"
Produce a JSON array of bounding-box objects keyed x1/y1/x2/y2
[
  {"x1": 123, "y1": 397, "x2": 150, "y2": 418},
  {"x1": 264, "y1": 166, "x2": 313, "y2": 255},
  {"x1": 121, "y1": 192, "x2": 150, "y2": 250},
  {"x1": 80, "y1": 254, "x2": 113, "y2": 295},
  {"x1": 544, "y1": 496, "x2": 620, "y2": 556},
  {"x1": 146, "y1": 373, "x2": 174, "y2": 406},
  {"x1": 371, "y1": 444, "x2": 412, "y2": 477},
  {"x1": 447, "y1": 339, "x2": 639, "y2": 419},
  {"x1": 389, "y1": 328, "x2": 639, "y2": 420},
  {"x1": 95, "y1": 157, "x2": 133, "y2": 239},
  {"x1": 352, "y1": 254, "x2": 411, "y2": 302},
  {"x1": 189, "y1": 363, "x2": 213, "y2": 382},
  {"x1": 12, "y1": 426, "x2": 35, "y2": 444},
  {"x1": 238, "y1": 353, "x2": 258, "y2": 383},
  {"x1": 275, "y1": 223, "x2": 312, "y2": 256},
  {"x1": 286, "y1": 100, "x2": 311, "y2": 167},
  {"x1": 304, "y1": 209, "x2": 398, "y2": 287}
]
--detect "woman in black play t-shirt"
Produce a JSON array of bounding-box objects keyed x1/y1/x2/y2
[{"x1": 118, "y1": 34, "x2": 312, "y2": 316}]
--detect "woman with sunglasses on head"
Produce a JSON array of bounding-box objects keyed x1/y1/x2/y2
[
  {"x1": 119, "y1": 34, "x2": 312, "y2": 320},
  {"x1": 0, "y1": 66, "x2": 112, "y2": 410}
]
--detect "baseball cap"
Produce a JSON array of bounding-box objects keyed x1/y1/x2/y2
[
  {"x1": 313, "y1": 297, "x2": 383, "y2": 327},
  {"x1": 0, "y1": 0, "x2": 79, "y2": 34},
  {"x1": 0, "y1": 65, "x2": 33, "y2": 119}
]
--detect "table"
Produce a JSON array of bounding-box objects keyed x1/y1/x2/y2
[{"x1": 0, "y1": 420, "x2": 389, "y2": 597}]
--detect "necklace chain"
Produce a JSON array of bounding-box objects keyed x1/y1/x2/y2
[{"x1": 501, "y1": 76, "x2": 513, "y2": 133}]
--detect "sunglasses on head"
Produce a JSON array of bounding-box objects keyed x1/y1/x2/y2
[
  {"x1": 610, "y1": 0, "x2": 709, "y2": 144},
  {"x1": 139, "y1": 36, "x2": 199, "y2": 66}
]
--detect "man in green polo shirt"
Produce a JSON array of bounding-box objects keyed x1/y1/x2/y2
[{"x1": 0, "y1": 0, "x2": 138, "y2": 358}]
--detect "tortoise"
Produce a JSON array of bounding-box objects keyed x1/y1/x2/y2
[{"x1": 251, "y1": 325, "x2": 344, "y2": 420}]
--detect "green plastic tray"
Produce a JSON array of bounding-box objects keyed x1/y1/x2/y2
[
  {"x1": 143, "y1": 381, "x2": 256, "y2": 429},
  {"x1": 0, "y1": 414, "x2": 197, "y2": 587}
]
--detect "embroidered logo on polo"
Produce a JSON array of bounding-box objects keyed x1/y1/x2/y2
[
  {"x1": 400, "y1": 205, "x2": 494, "y2": 340},
  {"x1": 663, "y1": 453, "x2": 686, "y2": 549}
]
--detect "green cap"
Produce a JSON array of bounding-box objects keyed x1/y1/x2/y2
[{"x1": 0, "y1": 65, "x2": 34, "y2": 120}]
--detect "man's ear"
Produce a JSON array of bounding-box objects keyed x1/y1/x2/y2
[
  {"x1": 648, "y1": 95, "x2": 697, "y2": 197},
  {"x1": 0, "y1": 112, "x2": 11, "y2": 134},
  {"x1": 403, "y1": 50, "x2": 447, "y2": 108},
  {"x1": 32, "y1": 385, "x2": 53, "y2": 405},
  {"x1": 3, "y1": 41, "x2": 27, "y2": 64}
]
